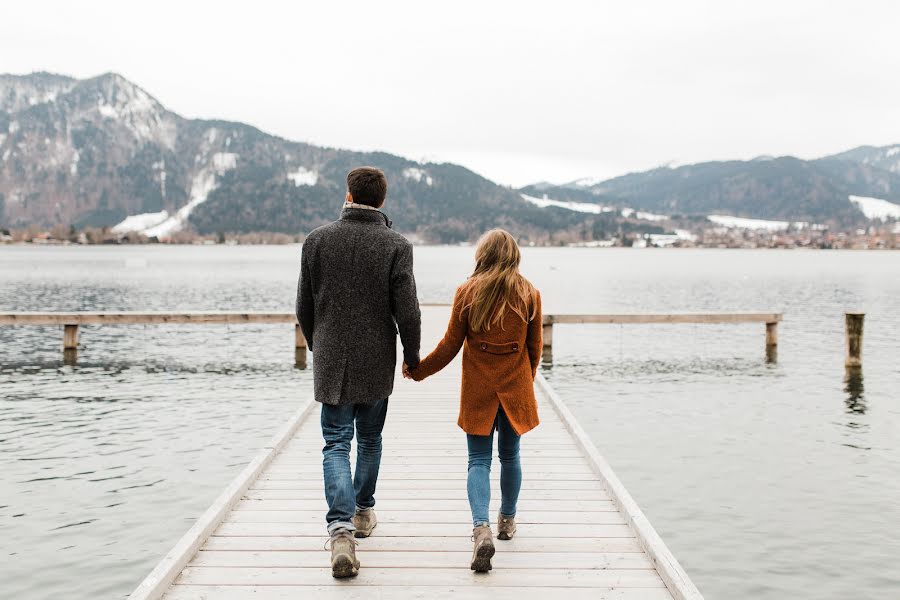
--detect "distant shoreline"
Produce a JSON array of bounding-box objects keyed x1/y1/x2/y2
[{"x1": 1, "y1": 240, "x2": 896, "y2": 250}]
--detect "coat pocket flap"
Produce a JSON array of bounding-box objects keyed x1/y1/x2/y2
[{"x1": 475, "y1": 340, "x2": 521, "y2": 355}]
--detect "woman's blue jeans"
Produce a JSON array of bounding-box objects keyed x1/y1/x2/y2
[{"x1": 466, "y1": 407, "x2": 522, "y2": 527}]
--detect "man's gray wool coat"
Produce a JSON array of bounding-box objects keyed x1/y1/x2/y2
[{"x1": 296, "y1": 206, "x2": 421, "y2": 405}]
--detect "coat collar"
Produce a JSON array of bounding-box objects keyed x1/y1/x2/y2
[{"x1": 340, "y1": 205, "x2": 393, "y2": 228}]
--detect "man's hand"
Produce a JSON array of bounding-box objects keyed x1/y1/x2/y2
[{"x1": 402, "y1": 362, "x2": 412, "y2": 379}]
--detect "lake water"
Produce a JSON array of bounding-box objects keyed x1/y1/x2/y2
[{"x1": 1, "y1": 245, "x2": 899, "y2": 599}]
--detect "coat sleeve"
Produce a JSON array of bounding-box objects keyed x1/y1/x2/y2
[
  {"x1": 410, "y1": 286, "x2": 467, "y2": 381},
  {"x1": 391, "y1": 242, "x2": 422, "y2": 368},
  {"x1": 526, "y1": 290, "x2": 543, "y2": 378},
  {"x1": 296, "y1": 243, "x2": 315, "y2": 352}
]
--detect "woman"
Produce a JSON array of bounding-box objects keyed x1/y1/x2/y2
[{"x1": 406, "y1": 229, "x2": 542, "y2": 572}]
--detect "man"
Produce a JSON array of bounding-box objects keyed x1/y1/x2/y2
[{"x1": 296, "y1": 166, "x2": 421, "y2": 578}]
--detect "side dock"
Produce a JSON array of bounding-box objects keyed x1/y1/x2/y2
[{"x1": 128, "y1": 321, "x2": 705, "y2": 599}]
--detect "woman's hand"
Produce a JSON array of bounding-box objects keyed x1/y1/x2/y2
[{"x1": 402, "y1": 362, "x2": 413, "y2": 379}]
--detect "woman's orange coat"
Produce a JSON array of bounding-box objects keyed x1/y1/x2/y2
[{"x1": 410, "y1": 280, "x2": 542, "y2": 436}]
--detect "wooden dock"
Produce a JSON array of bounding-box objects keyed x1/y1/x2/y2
[
  {"x1": 0, "y1": 310, "x2": 781, "y2": 364},
  {"x1": 129, "y1": 310, "x2": 704, "y2": 600}
]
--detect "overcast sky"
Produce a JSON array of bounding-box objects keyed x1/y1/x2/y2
[{"x1": 4, "y1": 0, "x2": 900, "y2": 186}]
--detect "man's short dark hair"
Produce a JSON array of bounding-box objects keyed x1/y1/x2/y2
[{"x1": 347, "y1": 167, "x2": 388, "y2": 208}]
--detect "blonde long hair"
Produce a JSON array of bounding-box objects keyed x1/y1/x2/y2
[{"x1": 465, "y1": 229, "x2": 538, "y2": 333}]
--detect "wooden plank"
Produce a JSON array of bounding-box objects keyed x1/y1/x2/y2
[
  {"x1": 0, "y1": 310, "x2": 779, "y2": 326},
  {"x1": 242, "y1": 489, "x2": 610, "y2": 501},
  {"x1": 276, "y1": 448, "x2": 585, "y2": 458},
  {"x1": 127, "y1": 400, "x2": 317, "y2": 600},
  {"x1": 224, "y1": 510, "x2": 627, "y2": 525},
  {"x1": 251, "y1": 478, "x2": 607, "y2": 491},
  {"x1": 191, "y1": 550, "x2": 655, "y2": 569},
  {"x1": 213, "y1": 522, "x2": 635, "y2": 538},
  {"x1": 175, "y1": 566, "x2": 667, "y2": 588},
  {"x1": 259, "y1": 473, "x2": 600, "y2": 481},
  {"x1": 0, "y1": 312, "x2": 299, "y2": 325},
  {"x1": 281, "y1": 441, "x2": 583, "y2": 449},
  {"x1": 163, "y1": 585, "x2": 675, "y2": 600},
  {"x1": 543, "y1": 312, "x2": 782, "y2": 325},
  {"x1": 535, "y1": 375, "x2": 702, "y2": 600},
  {"x1": 235, "y1": 498, "x2": 616, "y2": 511},
  {"x1": 271, "y1": 455, "x2": 587, "y2": 465},
  {"x1": 202, "y1": 535, "x2": 644, "y2": 553},
  {"x1": 264, "y1": 465, "x2": 595, "y2": 475}
]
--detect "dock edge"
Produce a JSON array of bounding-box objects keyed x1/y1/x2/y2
[
  {"x1": 128, "y1": 398, "x2": 317, "y2": 599},
  {"x1": 535, "y1": 373, "x2": 705, "y2": 600}
]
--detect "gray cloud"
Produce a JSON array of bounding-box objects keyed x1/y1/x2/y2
[{"x1": 4, "y1": 0, "x2": 899, "y2": 186}]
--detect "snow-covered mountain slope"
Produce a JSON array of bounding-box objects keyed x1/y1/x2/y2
[
  {"x1": 520, "y1": 193, "x2": 672, "y2": 224},
  {"x1": 0, "y1": 72, "x2": 76, "y2": 113},
  {"x1": 1, "y1": 72, "x2": 595, "y2": 243},
  {"x1": 520, "y1": 193, "x2": 613, "y2": 214},
  {"x1": 848, "y1": 195, "x2": 900, "y2": 220},
  {"x1": 827, "y1": 145, "x2": 900, "y2": 174},
  {"x1": 522, "y1": 153, "x2": 900, "y2": 226}
]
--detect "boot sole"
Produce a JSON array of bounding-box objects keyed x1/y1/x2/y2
[
  {"x1": 353, "y1": 522, "x2": 376, "y2": 538},
  {"x1": 331, "y1": 554, "x2": 359, "y2": 578},
  {"x1": 497, "y1": 530, "x2": 516, "y2": 540},
  {"x1": 471, "y1": 540, "x2": 495, "y2": 572}
]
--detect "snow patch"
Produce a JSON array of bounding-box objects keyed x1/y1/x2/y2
[
  {"x1": 520, "y1": 193, "x2": 613, "y2": 214},
  {"x1": 848, "y1": 195, "x2": 900, "y2": 221},
  {"x1": 707, "y1": 215, "x2": 796, "y2": 231},
  {"x1": 621, "y1": 208, "x2": 669, "y2": 222},
  {"x1": 140, "y1": 153, "x2": 238, "y2": 238},
  {"x1": 97, "y1": 101, "x2": 118, "y2": 119},
  {"x1": 403, "y1": 167, "x2": 433, "y2": 186},
  {"x1": 212, "y1": 152, "x2": 238, "y2": 173},
  {"x1": 112, "y1": 211, "x2": 170, "y2": 234},
  {"x1": 287, "y1": 166, "x2": 318, "y2": 186},
  {"x1": 143, "y1": 172, "x2": 216, "y2": 238},
  {"x1": 70, "y1": 150, "x2": 79, "y2": 175},
  {"x1": 8, "y1": 121, "x2": 19, "y2": 134}
]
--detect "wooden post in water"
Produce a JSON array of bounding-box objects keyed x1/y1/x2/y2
[
  {"x1": 63, "y1": 324, "x2": 79, "y2": 349},
  {"x1": 765, "y1": 321, "x2": 778, "y2": 363},
  {"x1": 294, "y1": 324, "x2": 307, "y2": 369},
  {"x1": 845, "y1": 313, "x2": 864, "y2": 369},
  {"x1": 63, "y1": 324, "x2": 79, "y2": 365},
  {"x1": 541, "y1": 318, "x2": 553, "y2": 364}
]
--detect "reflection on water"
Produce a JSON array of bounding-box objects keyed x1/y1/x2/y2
[
  {"x1": 844, "y1": 368, "x2": 865, "y2": 415},
  {"x1": 2, "y1": 246, "x2": 900, "y2": 600}
]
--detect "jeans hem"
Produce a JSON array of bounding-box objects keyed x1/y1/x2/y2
[{"x1": 327, "y1": 521, "x2": 356, "y2": 535}]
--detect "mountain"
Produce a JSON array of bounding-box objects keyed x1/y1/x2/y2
[
  {"x1": 4, "y1": 71, "x2": 899, "y2": 242},
  {"x1": 823, "y1": 143, "x2": 900, "y2": 174},
  {"x1": 523, "y1": 155, "x2": 900, "y2": 227},
  {"x1": 0, "y1": 72, "x2": 589, "y2": 243}
]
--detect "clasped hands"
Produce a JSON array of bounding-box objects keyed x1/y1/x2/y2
[{"x1": 402, "y1": 362, "x2": 414, "y2": 380}]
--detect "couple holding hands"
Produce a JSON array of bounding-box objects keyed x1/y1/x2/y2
[{"x1": 296, "y1": 167, "x2": 542, "y2": 578}]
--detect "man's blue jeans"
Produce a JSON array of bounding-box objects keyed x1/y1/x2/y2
[
  {"x1": 320, "y1": 398, "x2": 389, "y2": 535},
  {"x1": 466, "y1": 407, "x2": 522, "y2": 527}
]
